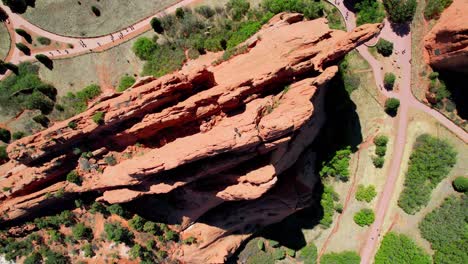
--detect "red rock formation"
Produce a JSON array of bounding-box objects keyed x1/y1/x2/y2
[
  {"x1": 424, "y1": 0, "x2": 468, "y2": 72},
  {"x1": 0, "y1": 14, "x2": 381, "y2": 263}
]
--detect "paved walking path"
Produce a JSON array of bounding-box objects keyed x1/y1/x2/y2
[
  {"x1": 325, "y1": 1, "x2": 467, "y2": 264},
  {"x1": 0, "y1": 0, "x2": 198, "y2": 80}
]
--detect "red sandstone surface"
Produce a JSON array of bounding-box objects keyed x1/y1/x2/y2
[
  {"x1": 0, "y1": 14, "x2": 381, "y2": 263},
  {"x1": 424, "y1": 0, "x2": 468, "y2": 72}
]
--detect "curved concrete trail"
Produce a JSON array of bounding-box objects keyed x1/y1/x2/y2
[
  {"x1": 0, "y1": 0, "x2": 198, "y2": 80},
  {"x1": 326, "y1": 1, "x2": 467, "y2": 264}
]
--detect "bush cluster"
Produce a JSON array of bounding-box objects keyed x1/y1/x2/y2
[
  {"x1": 385, "y1": 98, "x2": 400, "y2": 116},
  {"x1": 34, "y1": 210, "x2": 75, "y2": 229},
  {"x1": 321, "y1": 251, "x2": 360, "y2": 264},
  {"x1": 104, "y1": 222, "x2": 134, "y2": 244},
  {"x1": 353, "y1": 208, "x2": 375, "y2": 226},
  {"x1": 117, "y1": 75, "x2": 136, "y2": 92},
  {"x1": 355, "y1": 185, "x2": 377, "y2": 203},
  {"x1": 419, "y1": 195, "x2": 467, "y2": 264},
  {"x1": 61, "y1": 84, "x2": 101, "y2": 116},
  {"x1": 374, "y1": 232, "x2": 432, "y2": 264},
  {"x1": 384, "y1": 73, "x2": 396, "y2": 90},
  {"x1": 320, "y1": 146, "x2": 352, "y2": 181},
  {"x1": 373, "y1": 135, "x2": 389, "y2": 168},
  {"x1": 397, "y1": 134, "x2": 457, "y2": 214},
  {"x1": 299, "y1": 242, "x2": 317, "y2": 264},
  {"x1": 72, "y1": 223, "x2": 93, "y2": 240},
  {"x1": 424, "y1": 0, "x2": 452, "y2": 20},
  {"x1": 383, "y1": 0, "x2": 417, "y2": 23},
  {"x1": 320, "y1": 185, "x2": 340, "y2": 228},
  {"x1": 66, "y1": 170, "x2": 81, "y2": 185},
  {"x1": 452, "y1": 176, "x2": 468, "y2": 192},
  {"x1": 354, "y1": 0, "x2": 385, "y2": 26},
  {"x1": 376, "y1": 38, "x2": 393, "y2": 57}
]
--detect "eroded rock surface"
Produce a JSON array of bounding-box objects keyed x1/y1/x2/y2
[
  {"x1": 424, "y1": 0, "x2": 468, "y2": 72},
  {"x1": 0, "y1": 14, "x2": 381, "y2": 263}
]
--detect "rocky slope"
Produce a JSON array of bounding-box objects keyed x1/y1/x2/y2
[
  {"x1": 424, "y1": 0, "x2": 468, "y2": 72},
  {"x1": 0, "y1": 13, "x2": 381, "y2": 263}
]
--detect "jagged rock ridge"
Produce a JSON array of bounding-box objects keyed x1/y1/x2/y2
[{"x1": 0, "y1": 13, "x2": 381, "y2": 263}]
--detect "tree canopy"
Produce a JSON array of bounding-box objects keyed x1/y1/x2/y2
[{"x1": 375, "y1": 232, "x2": 432, "y2": 264}]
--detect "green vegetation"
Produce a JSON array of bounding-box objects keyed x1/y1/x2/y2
[
  {"x1": 195, "y1": 5, "x2": 215, "y2": 19},
  {"x1": 427, "y1": 72, "x2": 453, "y2": 110},
  {"x1": 92, "y1": 111, "x2": 105, "y2": 125},
  {"x1": 143, "y1": 221, "x2": 160, "y2": 235},
  {"x1": 374, "y1": 135, "x2": 389, "y2": 146},
  {"x1": 0, "y1": 62, "x2": 57, "y2": 116},
  {"x1": 89, "y1": 201, "x2": 107, "y2": 215},
  {"x1": 373, "y1": 134, "x2": 389, "y2": 168},
  {"x1": 226, "y1": 0, "x2": 251, "y2": 21},
  {"x1": 257, "y1": 239, "x2": 264, "y2": 251},
  {"x1": 419, "y1": 195, "x2": 467, "y2": 264},
  {"x1": 374, "y1": 232, "x2": 432, "y2": 264},
  {"x1": 0, "y1": 128, "x2": 11, "y2": 143},
  {"x1": 355, "y1": 185, "x2": 377, "y2": 203},
  {"x1": 398, "y1": 134, "x2": 457, "y2": 214},
  {"x1": 376, "y1": 38, "x2": 393, "y2": 57},
  {"x1": 424, "y1": 0, "x2": 452, "y2": 20},
  {"x1": 33, "y1": 210, "x2": 75, "y2": 229},
  {"x1": 383, "y1": 0, "x2": 417, "y2": 23},
  {"x1": 321, "y1": 251, "x2": 360, "y2": 264},
  {"x1": 354, "y1": 0, "x2": 385, "y2": 26},
  {"x1": 68, "y1": 121, "x2": 77, "y2": 129},
  {"x1": 320, "y1": 185, "x2": 340, "y2": 227},
  {"x1": 273, "y1": 248, "x2": 286, "y2": 260},
  {"x1": 24, "y1": 252, "x2": 42, "y2": 264},
  {"x1": 37, "y1": 36, "x2": 51, "y2": 46},
  {"x1": 72, "y1": 223, "x2": 92, "y2": 240},
  {"x1": 299, "y1": 242, "x2": 317, "y2": 264},
  {"x1": 0, "y1": 146, "x2": 8, "y2": 162},
  {"x1": 104, "y1": 222, "x2": 133, "y2": 244},
  {"x1": 33, "y1": 114, "x2": 50, "y2": 127},
  {"x1": 353, "y1": 208, "x2": 375, "y2": 226},
  {"x1": 82, "y1": 243, "x2": 94, "y2": 257},
  {"x1": 107, "y1": 204, "x2": 128, "y2": 218},
  {"x1": 129, "y1": 214, "x2": 145, "y2": 231},
  {"x1": 269, "y1": 239, "x2": 279, "y2": 248},
  {"x1": 60, "y1": 84, "x2": 102, "y2": 116},
  {"x1": 320, "y1": 146, "x2": 352, "y2": 181},
  {"x1": 452, "y1": 176, "x2": 468, "y2": 192},
  {"x1": 117, "y1": 75, "x2": 136, "y2": 92},
  {"x1": 150, "y1": 17, "x2": 164, "y2": 34},
  {"x1": 66, "y1": 170, "x2": 81, "y2": 185},
  {"x1": 262, "y1": 0, "x2": 324, "y2": 19},
  {"x1": 12, "y1": 131, "x2": 25, "y2": 140},
  {"x1": 384, "y1": 73, "x2": 396, "y2": 90},
  {"x1": 385, "y1": 98, "x2": 400, "y2": 116},
  {"x1": 339, "y1": 54, "x2": 360, "y2": 94}
]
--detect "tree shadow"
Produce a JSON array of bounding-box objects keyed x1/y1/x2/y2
[
  {"x1": 438, "y1": 70, "x2": 468, "y2": 120},
  {"x1": 36, "y1": 55, "x2": 54, "y2": 70},
  {"x1": 389, "y1": 22, "x2": 410, "y2": 37},
  {"x1": 0, "y1": 8, "x2": 8, "y2": 22}
]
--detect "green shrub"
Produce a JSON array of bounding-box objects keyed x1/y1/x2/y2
[
  {"x1": 286, "y1": 248, "x2": 295, "y2": 257},
  {"x1": 320, "y1": 185, "x2": 338, "y2": 227},
  {"x1": 383, "y1": 0, "x2": 417, "y2": 23},
  {"x1": 107, "y1": 204, "x2": 128, "y2": 218},
  {"x1": 66, "y1": 170, "x2": 81, "y2": 185},
  {"x1": 433, "y1": 239, "x2": 467, "y2": 264},
  {"x1": 24, "y1": 252, "x2": 42, "y2": 264},
  {"x1": 0, "y1": 146, "x2": 8, "y2": 161},
  {"x1": 129, "y1": 214, "x2": 145, "y2": 231},
  {"x1": 273, "y1": 248, "x2": 286, "y2": 260},
  {"x1": 262, "y1": 0, "x2": 324, "y2": 19},
  {"x1": 195, "y1": 5, "x2": 216, "y2": 18},
  {"x1": 376, "y1": 38, "x2": 393, "y2": 56},
  {"x1": 398, "y1": 134, "x2": 457, "y2": 214},
  {"x1": 334, "y1": 203, "x2": 343, "y2": 213},
  {"x1": 445, "y1": 100, "x2": 456, "y2": 112},
  {"x1": 226, "y1": 0, "x2": 250, "y2": 21},
  {"x1": 133, "y1": 37, "x2": 158, "y2": 60},
  {"x1": 355, "y1": 185, "x2": 377, "y2": 203},
  {"x1": 141, "y1": 44, "x2": 186, "y2": 77},
  {"x1": 227, "y1": 21, "x2": 262, "y2": 49},
  {"x1": 320, "y1": 146, "x2": 352, "y2": 181},
  {"x1": 12, "y1": 131, "x2": 25, "y2": 140},
  {"x1": 77, "y1": 84, "x2": 101, "y2": 101},
  {"x1": 143, "y1": 221, "x2": 159, "y2": 235},
  {"x1": 452, "y1": 176, "x2": 468, "y2": 192},
  {"x1": 385, "y1": 98, "x2": 400, "y2": 116},
  {"x1": 146, "y1": 239, "x2": 156, "y2": 250},
  {"x1": 48, "y1": 230, "x2": 63, "y2": 243},
  {"x1": 355, "y1": 0, "x2": 386, "y2": 26},
  {"x1": 374, "y1": 135, "x2": 389, "y2": 147},
  {"x1": 150, "y1": 17, "x2": 164, "y2": 33},
  {"x1": 375, "y1": 232, "x2": 432, "y2": 264},
  {"x1": 72, "y1": 223, "x2": 92, "y2": 240},
  {"x1": 37, "y1": 36, "x2": 51, "y2": 45},
  {"x1": 428, "y1": 71, "x2": 439, "y2": 80},
  {"x1": 354, "y1": 208, "x2": 375, "y2": 226},
  {"x1": 373, "y1": 156, "x2": 385, "y2": 168},
  {"x1": 419, "y1": 195, "x2": 467, "y2": 252},
  {"x1": 89, "y1": 201, "x2": 107, "y2": 215},
  {"x1": 384, "y1": 73, "x2": 396, "y2": 90},
  {"x1": 68, "y1": 121, "x2": 77, "y2": 129},
  {"x1": 42, "y1": 249, "x2": 69, "y2": 264},
  {"x1": 0, "y1": 128, "x2": 11, "y2": 143},
  {"x1": 104, "y1": 222, "x2": 133, "y2": 244},
  {"x1": 376, "y1": 145, "x2": 387, "y2": 157},
  {"x1": 130, "y1": 244, "x2": 142, "y2": 260},
  {"x1": 117, "y1": 75, "x2": 136, "y2": 92},
  {"x1": 82, "y1": 243, "x2": 94, "y2": 257},
  {"x1": 164, "y1": 230, "x2": 178, "y2": 242},
  {"x1": 92, "y1": 111, "x2": 105, "y2": 125},
  {"x1": 257, "y1": 239, "x2": 264, "y2": 251},
  {"x1": 424, "y1": 0, "x2": 452, "y2": 20},
  {"x1": 299, "y1": 242, "x2": 317, "y2": 264},
  {"x1": 104, "y1": 154, "x2": 117, "y2": 166},
  {"x1": 269, "y1": 239, "x2": 279, "y2": 248},
  {"x1": 34, "y1": 210, "x2": 75, "y2": 229},
  {"x1": 321, "y1": 251, "x2": 360, "y2": 264}
]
